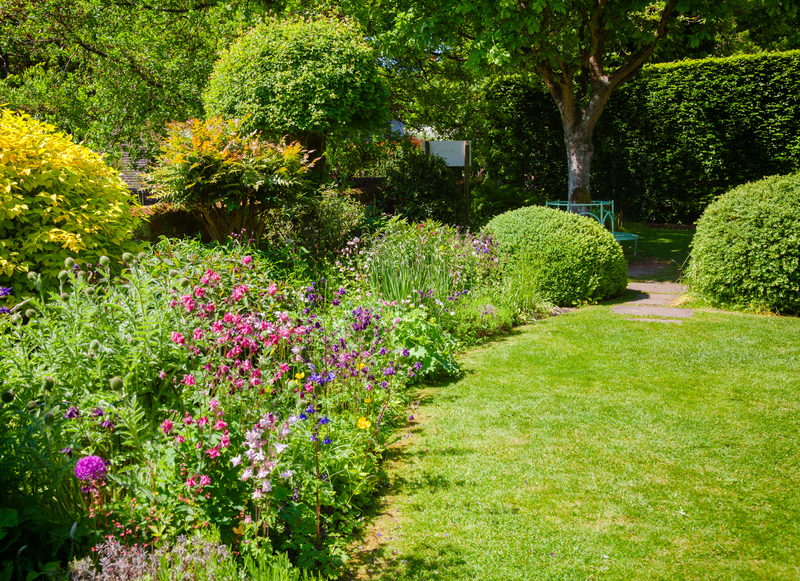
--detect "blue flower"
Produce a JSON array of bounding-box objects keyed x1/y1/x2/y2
[
  {"x1": 402, "y1": 348, "x2": 410, "y2": 357},
  {"x1": 318, "y1": 416, "x2": 330, "y2": 425},
  {"x1": 326, "y1": 371, "x2": 336, "y2": 383},
  {"x1": 306, "y1": 405, "x2": 316, "y2": 414},
  {"x1": 0, "y1": 307, "x2": 10, "y2": 315},
  {"x1": 323, "y1": 438, "x2": 332, "y2": 445},
  {"x1": 0, "y1": 287, "x2": 12, "y2": 298},
  {"x1": 299, "y1": 413, "x2": 307, "y2": 421}
]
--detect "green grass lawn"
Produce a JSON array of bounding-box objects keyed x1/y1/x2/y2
[
  {"x1": 616, "y1": 223, "x2": 695, "y2": 282},
  {"x1": 348, "y1": 307, "x2": 800, "y2": 580}
]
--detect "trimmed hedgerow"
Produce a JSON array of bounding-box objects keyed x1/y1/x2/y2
[
  {"x1": 484, "y1": 206, "x2": 627, "y2": 305},
  {"x1": 484, "y1": 51, "x2": 800, "y2": 223},
  {"x1": 690, "y1": 173, "x2": 800, "y2": 314}
]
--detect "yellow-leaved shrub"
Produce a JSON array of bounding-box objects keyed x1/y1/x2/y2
[{"x1": 0, "y1": 109, "x2": 142, "y2": 300}]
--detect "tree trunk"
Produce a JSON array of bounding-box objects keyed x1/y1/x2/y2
[{"x1": 564, "y1": 124, "x2": 594, "y2": 208}]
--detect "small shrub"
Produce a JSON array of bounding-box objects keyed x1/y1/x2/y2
[
  {"x1": 484, "y1": 206, "x2": 627, "y2": 305},
  {"x1": 0, "y1": 108, "x2": 141, "y2": 301},
  {"x1": 689, "y1": 173, "x2": 800, "y2": 313},
  {"x1": 469, "y1": 179, "x2": 542, "y2": 229},
  {"x1": 146, "y1": 117, "x2": 314, "y2": 243}
]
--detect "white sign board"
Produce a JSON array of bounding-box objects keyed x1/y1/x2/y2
[{"x1": 428, "y1": 141, "x2": 471, "y2": 167}]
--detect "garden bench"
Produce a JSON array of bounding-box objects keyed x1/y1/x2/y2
[{"x1": 545, "y1": 200, "x2": 639, "y2": 255}]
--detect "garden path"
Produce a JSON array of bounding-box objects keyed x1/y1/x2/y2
[{"x1": 611, "y1": 281, "x2": 694, "y2": 324}]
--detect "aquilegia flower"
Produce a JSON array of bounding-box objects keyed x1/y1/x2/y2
[
  {"x1": 75, "y1": 455, "x2": 106, "y2": 481},
  {"x1": 0, "y1": 287, "x2": 12, "y2": 298}
]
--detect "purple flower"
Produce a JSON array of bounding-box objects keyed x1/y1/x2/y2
[
  {"x1": 323, "y1": 438, "x2": 332, "y2": 445},
  {"x1": 61, "y1": 447, "x2": 73, "y2": 458},
  {"x1": 382, "y1": 366, "x2": 395, "y2": 376},
  {"x1": 402, "y1": 348, "x2": 410, "y2": 357},
  {"x1": 326, "y1": 371, "x2": 336, "y2": 383},
  {"x1": 413, "y1": 362, "x2": 422, "y2": 371},
  {"x1": 100, "y1": 419, "x2": 115, "y2": 429},
  {"x1": 305, "y1": 405, "x2": 316, "y2": 414},
  {"x1": 74, "y1": 455, "x2": 106, "y2": 481},
  {"x1": 0, "y1": 287, "x2": 12, "y2": 298},
  {"x1": 381, "y1": 381, "x2": 388, "y2": 389},
  {"x1": 0, "y1": 307, "x2": 9, "y2": 315},
  {"x1": 64, "y1": 407, "x2": 79, "y2": 419},
  {"x1": 299, "y1": 413, "x2": 307, "y2": 421},
  {"x1": 331, "y1": 299, "x2": 340, "y2": 307},
  {"x1": 318, "y1": 416, "x2": 330, "y2": 425},
  {"x1": 92, "y1": 407, "x2": 104, "y2": 417},
  {"x1": 379, "y1": 347, "x2": 387, "y2": 356}
]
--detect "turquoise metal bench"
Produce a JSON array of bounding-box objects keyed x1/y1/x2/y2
[{"x1": 545, "y1": 200, "x2": 639, "y2": 255}]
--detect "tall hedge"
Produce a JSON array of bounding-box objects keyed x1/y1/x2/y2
[{"x1": 484, "y1": 51, "x2": 800, "y2": 223}]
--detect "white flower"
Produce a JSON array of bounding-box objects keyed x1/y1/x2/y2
[
  {"x1": 262, "y1": 479, "x2": 272, "y2": 492},
  {"x1": 252, "y1": 489, "x2": 263, "y2": 499},
  {"x1": 274, "y1": 442, "x2": 288, "y2": 454},
  {"x1": 231, "y1": 454, "x2": 242, "y2": 467},
  {"x1": 253, "y1": 451, "x2": 266, "y2": 462},
  {"x1": 280, "y1": 470, "x2": 294, "y2": 480},
  {"x1": 241, "y1": 467, "x2": 253, "y2": 482}
]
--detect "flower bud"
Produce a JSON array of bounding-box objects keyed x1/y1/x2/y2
[
  {"x1": 25, "y1": 309, "x2": 36, "y2": 319},
  {"x1": 26, "y1": 400, "x2": 38, "y2": 411},
  {"x1": 10, "y1": 314, "x2": 22, "y2": 324},
  {"x1": 122, "y1": 253, "x2": 134, "y2": 263},
  {"x1": 27, "y1": 271, "x2": 38, "y2": 281},
  {"x1": 1, "y1": 390, "x2": 14, "y2": 403},
  {"x1": 90, "y1": 340, "x2": 100, "y2": 351},
  {"x1": 65, "y1": 257, "x2": 75, "y2": 269},
  {"x1": 109, "y1": 377, "x2": 124, "y2": 390},
  {"x1": 58, "y1": 270, "x2": 69, "y2": 281},
  {"x1": 43, "y1": 412, "x2": 55, "y2": 426},
  {"x1": 99, "y1": 255, "x2": 110, "y2": 267},
  {"x1": 60, "y1": 292, "x2": 70, "y2": 301},
  {"x1": 41, "y1": 376, "x2": 55, "y2": 391}
]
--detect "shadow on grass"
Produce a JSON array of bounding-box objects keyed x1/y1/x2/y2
[{"x1": 345, "y1": 542, "x2": 468, "y2": 580}]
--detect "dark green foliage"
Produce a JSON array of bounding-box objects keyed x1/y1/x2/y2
[
  {"x1": 469, "y1": 179, "x2": 542, "y2": 229},
  {"x1": 690, "y1": 173, "x2": 800, "y2": 314},
  {"x1": 484, "y1": 206, "x2": 627, "y2": 305},
  {"x1": 381, "y1": 149, "x2": 463, "y2": 224},
  {"x1": 484, "y1": 52, "x2": 800, "y2": 223}
]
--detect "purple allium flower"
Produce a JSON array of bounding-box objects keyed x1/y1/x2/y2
[
  {"x1": 61, "y1": 447, "x2": 73, "y2": 458},
  {"x1": 92, "y1": 407, "x2": 104, "y2": 417},
  {"x1": 64, "y1": 407, "x2": 80, "y2": 419},
  {"x1": 0, "y1": 287, "x2": 12, "y2": 298},
  {"x1": 75, "y1": 455, "x2": 106, "y2": 481}
]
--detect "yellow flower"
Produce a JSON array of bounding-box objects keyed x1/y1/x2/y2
[
  {"x1": 364, "y1": 396, "x2": 372, "y2": 404},
  {"x1": 357, "y1": 362, "x2": 365, "y2": 370},
  {"x1": 295, "y1": 372, "x2": 305, "y2": 380},
  {"x1": 357, "y1": 416, "x2": 371, "y2": 430}
]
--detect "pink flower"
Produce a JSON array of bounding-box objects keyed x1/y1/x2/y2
[
  {"x1": 183, "y1": 413, "x2": 194, "y2": 425},
  {"x1": 199, "y1": 474, "x2": 211, "y2": 487},
  {"x1": 158, "y1": 370, "x2": 167, "y2": 379},
  {"x1": 242, "y1": 256, "x2": 253, "y2": 265},
  {"x1": 294, "y1": 326, "x2": 306, "y2": 335},
  {"x1": 175, "y1": 435, "x2": 186, "y2": 444},
  {"x1": 244, "y1": 515, "x2": 252, "y2": 525},
  {"x1": 206, "y1": 447, "x2": 220, "y2": 459},
  {"x1": 193, "y1": 328, "x2": 204, "y2": 341},
  {"x1": 196, "y1": 416, "x2": 209, "y2": 428},
  {"x1": 194, "y1": 287, "x2": 206, "y2": 298},
  {"x1": 169, "y1": 299, "x2": 178, "y2": 309},
  {"x1": 160, "y1": 419, "x2": 173, "y2": 435},
  {"x1": 214, "y1": 420, "x2": 228, "y2": 430},
  {"x1": 232, "y1": 285, "x2": 249, "y2": 302},
  {"x1": 212, "y1": 321, "x2": 224, "y2": 333},
  {"x1": 171, "y1": 332, "x2": 185, "y2": 346},
  {"x1": 182, "y1": 374, "x2": 195, "y2": 386},
  {"x1": 186, "y1": 475, "x2": 197, "y2": 488},
  {"x1": 267, "y1": 283, "x2": 278, "y2": 296},
  {"x1": 221, "y1": 434, "x2": 231, "y2": 448},
  {"x1": 210, "y1": 399, "x2": 220, "y2": 410},
  {"x1": 280, "y1": 328, "x2": 291, "y2": 339},
  {"x1": 181, "y1": 295, "x2": 196, "y2": 313}
]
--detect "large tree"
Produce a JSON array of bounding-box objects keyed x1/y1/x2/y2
[
  {"x1": 0, "y1": 0, "x2": 273, "y2": 162},
  {"x1": 353, "y1": 0, "x2": 791, "y2": 204}
]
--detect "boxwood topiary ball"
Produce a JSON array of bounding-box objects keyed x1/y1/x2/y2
[
  {"x1": 690, "y1": 172, "x2": 800, "y2": 313},
  {"x1": 484, "y1": 206, "x2": 628, "y2": 306}
]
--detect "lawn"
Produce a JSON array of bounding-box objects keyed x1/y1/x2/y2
[
  {"x1": 348, "y1": 306, "x2": 800, "y2": 580},
  {"x1": 618, "y1": 223, "x2": 695, "y2": 282}
]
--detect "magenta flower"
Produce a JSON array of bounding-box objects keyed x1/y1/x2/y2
[
  {"x1": 171, "y1": 332, "x2": 185, "y2": 346},
  {"x1": 206, "y1": 447, "x2": 220, "y2": 459},
  {"x1": 160, "y1": 419, "x2": 174, "y2": 434},
  {"x1": 193, "y1": 328, "x2": 204, "y2": 341},
  {"x1": 267, "y1": 282, "x2": 278, "y2": 296},
  {"x1": 199, "y1": 474, "x2": 211, "y2": 486},
  {"x1": 232, "y1": 285, "x2": 249, "y2": 302},
  {"x1": 186, "y1": 475, "x2": 197, "y2": 488},
  {"x1": 214, "y1": 420, "x2": 227, "y2": 430},
  {"x1": 75, "y1": 455, "x2": 106, "y2": 481},
  {"x1": 182, "y1": 374, "x2": 195, "y2": 386},
  {"x1": 242, "y1": 256, "x2": 253, "y2": 265}
]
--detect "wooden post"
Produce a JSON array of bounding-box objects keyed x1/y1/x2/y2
[
  {"x1": 424, "y1": 140, "x2": 430, "y2": 157},
  {"x1": 464, "y1": 141, "x2": 470, "y2": 227}
]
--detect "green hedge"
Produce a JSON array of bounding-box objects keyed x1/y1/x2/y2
[
  {"x1": 484, "y1": 51, "x2": 800, "y2": 223},
  {"x1": 484, "y1": 206, "x2": 627, "y2": 305},
  {"x1": 690, "y1": 173, "x2": 800, "y2": 314}
]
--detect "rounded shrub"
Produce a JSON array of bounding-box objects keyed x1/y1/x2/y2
[
  {"x1": 0, "y1": 109, "x2": 141, "y2": 300},
  {"x1": 484, "y1": 206, "x2": 627, "y2": 305},
  {"x1": 690, "y1": 173, "x2": 800, "y2": 313}
]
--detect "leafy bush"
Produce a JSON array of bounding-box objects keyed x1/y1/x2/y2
[
  {"x1": 469, "y1": 179, "x2": 541, "y2": 229},
  {"x1": 0, "y1": 108, "x2": 141, "y2": 302},
  {"x1": 381, "y1": 149, "x2": 463, "y2": 224},
  {"x1": 146, "y1": 117, "x2": 314, "y2": 243},
  {"x1": 689, "y1": 173, "x2": 800, "y2": 314},
  {"x1": 484, "y1": 206, "x2": 627, "y2": 305},
  {"x1": 484, "y1": 51, "x2": 800, "y2": 223},
  {"x1": 203, "y1": 15, "x2": 390, "y2": 164},
  {"x1": 327, "y1": 132, "x2": 421, "y2": 181}
]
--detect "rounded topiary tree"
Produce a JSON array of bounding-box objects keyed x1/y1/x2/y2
[
  {"x1": 484, "y1": 206, "x2": 627, "y2": 305},
  {"x1": 690, "y1": 173, "x2": 800, "y2": 314},
  {"x1": 203, "y1": 16, "x2": 391, "y2": 175},
  {"x1": 0, "y1": 109, "x2": 141, "y2": 302}
]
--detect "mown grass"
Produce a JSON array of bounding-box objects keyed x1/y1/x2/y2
[
  {"x1": 618, "y1": 223, "x2": 695, "y2": 282},
  {"x1": 348, "y1": 306, "x2": 800, "y2": 580}
]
